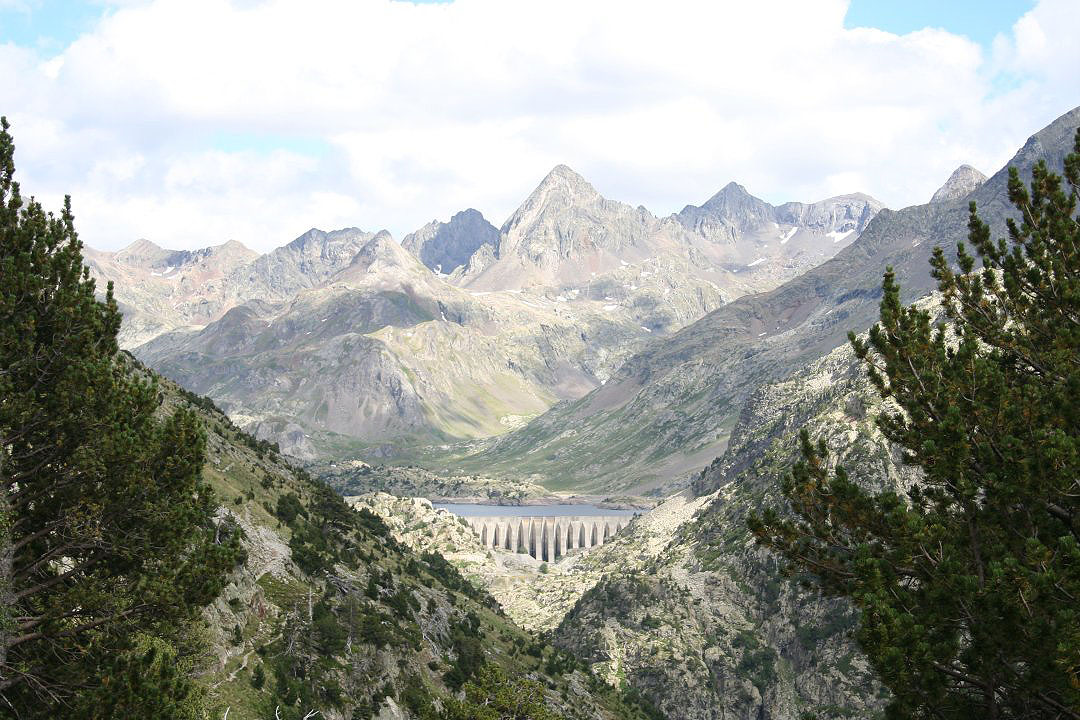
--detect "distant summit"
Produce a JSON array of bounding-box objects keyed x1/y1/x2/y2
[
  {"x1": 677, "y1": 183, "x2": 882, "y2": 242},
  {"x1": 677, "y1": 182, "x2": 775, "y2": 236},
  {"x1": 525, "y1": 164, "x2": 600, "y2": 203},
  {"x1": 498, "y1": 164, "x2": 608, "y2": 241},
  {"x1": 455, "y1": 164, "x2": 658, "y2": 290},
  {"x1": 775, "y1": 193, "x2": 883, "y2": 235},
  {"x1": 402, "y1": 208, "x2": 498, "y2": 275},
  {"x1": 112, "y1": 238, "x2": 171, "y2": 267},
  {"x1": 930, "y1": 164, "x2": 987, "y2": 203},
  {"x1": 339, "y1": 229, "x2": 427, "y2": 279}
]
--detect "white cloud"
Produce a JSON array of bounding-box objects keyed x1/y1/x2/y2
[{"x1": 2, "y1": 0, "x2": 1078, "y2": 252}]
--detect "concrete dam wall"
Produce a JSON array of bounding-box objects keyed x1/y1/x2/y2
[{"x1": 464, "y1": 515, "x2": 631, "y2": 562}]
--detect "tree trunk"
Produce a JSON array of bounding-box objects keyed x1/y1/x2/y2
[{"x1": 0, "y1": 449, "x2": 14, "y2": 680}]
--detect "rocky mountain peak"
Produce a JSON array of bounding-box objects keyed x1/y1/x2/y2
[
  {"x1": 342, "y1": 230, "x2": 429, "y2": 279},
  {"x1": 503, "y1": 164, "x2": 648, "y2": 243},
  {"x1": 539, "y1": 164, "x2": 595, "y2": 192},
  {"x1": 112, "y1": 238, "x2": 171, "y2": 268},
  {"x1": 203, "y1": 239, "x2": 260, "y2": 268},
  {"x1": 504, "y1": 165, "x2": 603, "y2": 231},
  {"x1": 930, "y1": 164, "x2": 988, "y2": 203},
  {"x1": 357, "y1": 230, "x2": 401, "y2": 259},
  {"x1": 277, "y1": 227, "x2": 373, "y2": 267},
  {"x1": 776, "y1": 193, "x2": 884, "y2": 234},
  {"x1": 447, "y1": 164, "x2": 659, "y2": 290},
  {"x1": 705, "y1": 181, "x2": 753, "y2": 204},
  {"x1": 677, "y1": 181, "x2": 775, "y2": 236},
  {"x1": 227, "y1": 226, "x2": 377, "y2": 301},
  {"x1": 216, "y1": 238, "x2": 257, "y2": 255},
  {"x1": 401, "y1": 208, "x2": 498, "y2": 275},
  {"x1": 452, "y1": 208, "x2": 484, "y2": 223}
]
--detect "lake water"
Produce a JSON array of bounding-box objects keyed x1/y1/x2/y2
[{"x1": 433, "y1": 503, "x2": 640, "y2": 518}]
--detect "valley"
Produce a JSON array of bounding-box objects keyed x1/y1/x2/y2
[{"x1": 82, "y1": 105, "x2": 1080, "y2": 719}]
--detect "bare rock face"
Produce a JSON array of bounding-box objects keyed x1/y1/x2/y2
[
  {"x1": 401, "y1": 208, "x2": 498, "y2": 274},
  {"x1": 498, "y1": 165, "x2": 650, "y2": 258},
  {"x1": 677, "y1": 185, "x2": 881, "y2": 241},
  {"x1": 109, "y1": 238, "x2": 177, "y2": 268},
  {"x1": 677, "y1": 181, "x2": 776, "y2": 241},
  {"x1": 930, "y1": 164, "x2": 987, "y2": 203},
  {"x1": 775, "y1": 193, "x2": 882, "y2": 235},
  {"x1": 227, "y1": 226, "x2": 376, "y2": 299},
  {"x1": 459, "y1": 164, "x2": 665, "y2": 291},
  {"x1": 252, "y1": 418, "x2": 317, "y2": 460},
  {"x1": 672, "y1": 183, "x2": 884, "y2": 290}
]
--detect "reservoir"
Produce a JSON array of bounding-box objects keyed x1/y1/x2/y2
[{"x1": 433, "y1": 503, "x2": 639, "y2": 518}]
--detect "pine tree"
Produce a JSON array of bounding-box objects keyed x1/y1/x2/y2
[
  {"x1": 440, "y1": 663, "x2": 563, "y2": 720},
  {"x1": 749, "y1": 129, "x2": 1080, "y2": 719},
  {"x1": 0, "y1": 117, "x2": 245, "y2": 717}
]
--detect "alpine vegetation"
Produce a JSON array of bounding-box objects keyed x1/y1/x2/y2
[
  {"x1": 0, "y1": 116, "x2": 246, "y2": 717},
  {"x1": 750, "y1": 131, "x2": 1080, "y2": 719}
]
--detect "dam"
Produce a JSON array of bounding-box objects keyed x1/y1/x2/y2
[{"x1": 459, "y1": 514, "x2": 633, "y2": 562}]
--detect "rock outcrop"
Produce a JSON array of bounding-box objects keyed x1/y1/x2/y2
[
  {"x1": 930, "y1": 164, "x2": 987, "y2": 203},
  {"x1": 401, "y1": 208, "x2": 498, "y2": 274}
]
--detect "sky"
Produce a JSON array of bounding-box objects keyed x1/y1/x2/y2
[{"x1": 0, "y1": 0, "x2": 1077, "y2": 252}]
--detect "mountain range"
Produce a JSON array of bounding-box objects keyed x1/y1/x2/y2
[
  {"x1": 90, "y1": 165, "x2": 884, "y2": 458},
  {"x1": 91, "y1": 102, "x2": 1080, "y2": 496}
]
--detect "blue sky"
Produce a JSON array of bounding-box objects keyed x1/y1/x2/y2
[
  {"x1": 0, "y1": 0, "x2": 1076, "y2": 251},
  {"x1": 845, "y1": 0, "x2": 1036, "y2": 46},
  {"x1": 0, "y1": 1, "x2": 104, "y2": 51}
]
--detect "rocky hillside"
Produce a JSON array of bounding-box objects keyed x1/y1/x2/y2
[
  {"x1": 425, "y1": 106, "x2": 1079, "y2": 496},
  {"x1": 360, "y1": 325, "x2": 921, "y2": 719},
  {"x1": 146, "y1": 358, "x2": 656, "y2": 720},
  {"x1": 85, "y1": 238, "x2": 259, "y2": 346},
  {"x1": 133, "y1": 229, "x2": 687, "y2": 455},
  {"x1": 355, "y1": 333, "x2": 917, "y2": 719},
  {"x1": 550, "y1": 337, "x2": 905, "y2": 720}
]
